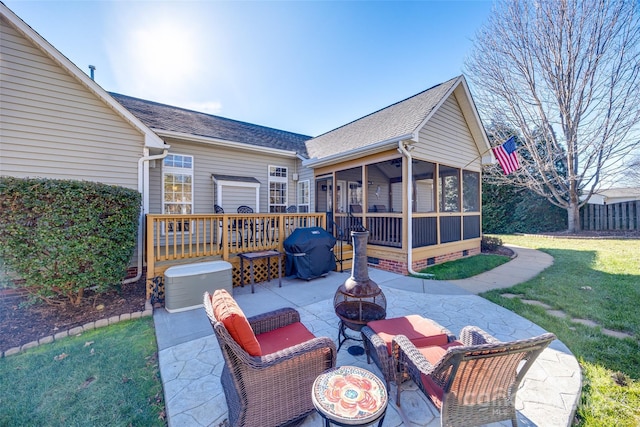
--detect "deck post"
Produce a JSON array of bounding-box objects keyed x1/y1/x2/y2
[{"x1": 145, "y1": 215, "x2": 155, "y2": 298}]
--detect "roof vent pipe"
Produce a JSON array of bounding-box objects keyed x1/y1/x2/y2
[{"x1": 88, "y1": 65, "x2": 96, "y2": 80}]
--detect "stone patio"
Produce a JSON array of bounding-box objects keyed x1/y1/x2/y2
[{"x1": 155, "y1": 258, "x2": 581, "y2": 427}]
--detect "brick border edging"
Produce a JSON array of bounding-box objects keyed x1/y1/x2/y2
[{"x1": 1, "y1": 300, "x2": 154, "y2": 358}]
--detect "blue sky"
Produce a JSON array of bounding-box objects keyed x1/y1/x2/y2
[{"x1": 5, "y1": 0, "x2": 493, "y2": 136}]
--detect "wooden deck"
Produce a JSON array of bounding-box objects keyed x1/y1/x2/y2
[{"x1": 145, "y1": 213, "x2": 327, "y2": 298}]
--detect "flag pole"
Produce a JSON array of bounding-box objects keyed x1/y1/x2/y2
[
  {"x1": 461, "y1": 147, "x2": 493, "y2": 170},
  {"x1": 461, "y1": 135, "x2": 517, "y2": 170}
]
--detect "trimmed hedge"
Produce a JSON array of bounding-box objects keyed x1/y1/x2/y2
[
  {"x1": 482, "y1": 180, "x2": 566, "y2": 234},
  {"x1": 0, "y1": 177, "x2": 140, "y2": 306}
]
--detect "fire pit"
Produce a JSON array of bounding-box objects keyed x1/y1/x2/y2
[{"x1": 334, "y1": 230, "x2": 386, "y2": 354}]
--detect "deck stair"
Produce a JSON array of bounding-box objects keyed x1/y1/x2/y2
[{"x1": 334, "y1": 242, "x2": 353, "y2": 272}]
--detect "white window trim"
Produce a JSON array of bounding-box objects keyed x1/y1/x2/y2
[
  {"x1": 214, "y1": 179, "x2": 260, "y2": 213},
  {"x1": 297, "y1": 179, "x2": 310, "y2": 212},
  {"x1": 268, "y1": 165, "x2": 288, "y2": 212},
  {"x1": 161, "y1": 153, "x2": 194, "y2": 234}
]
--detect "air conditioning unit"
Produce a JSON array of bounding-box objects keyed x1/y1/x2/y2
[{"x1": 164, "y1": 261, "x2": 232, "y2": 313}]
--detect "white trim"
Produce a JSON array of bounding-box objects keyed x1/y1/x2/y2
[
  {"x1": 162, "y1": 154, "x2": 194, "y2": 215},
  {"x1": 413, "y1": 76, "x2": 463, "y2": 138},
  {"x1": 213, "y1": 178, "x2": 261, "y2": 213},
  {"x1": 268, "y1": 165, "x2": 288, "y2": 212},
  {"x1": 302, "y1": 134, "x2": 413, "y2": 169},
  {"x1": 297, "y1": 179, "x2": 310, "y2": 212}
]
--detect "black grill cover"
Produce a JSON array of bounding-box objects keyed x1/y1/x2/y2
[{"x1": 284, "y1": 227, "x2": 337, "y2": 280}]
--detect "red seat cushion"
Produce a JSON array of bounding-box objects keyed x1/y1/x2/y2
[
  {"x1": 418, "y1": 340, "x2": 464, "y2": 365},
  {"x1": 418, "y1": 341, "x2": 464, "y2": 409},
  {"x1": 368, "y1": 315, "x2": 450, "y2": 354},
  {"x1": 256, "y1": 321, "x2": 316, "y2": 355},
  {"x1": 210, "y1": 289, "x2": 262, "y2": 356}
]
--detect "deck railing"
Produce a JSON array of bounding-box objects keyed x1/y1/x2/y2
[
  {"x1": 145, "y1": 213, "x2": 326, "y2": 282},
  {"x1": 334, "y1": 213, "x2": 403, "y2": 248}
]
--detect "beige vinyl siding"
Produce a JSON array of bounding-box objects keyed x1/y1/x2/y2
[
  {"x1": 0, "y1": 17, "x2": 143, "y2": 188},
  {"x1": 149, "y1": 138, "x2": 299, "y2": 214},
  {"x1": 414, "y1": 95, "x2": 481, "y2": 172},
  {"x1": 220, "y1": 186, "x2": 257, "y2": 213}
]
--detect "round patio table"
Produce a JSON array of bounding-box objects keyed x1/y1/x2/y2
[{"x1": 312, "y1": 365, "x2": 388, "y2": 427}]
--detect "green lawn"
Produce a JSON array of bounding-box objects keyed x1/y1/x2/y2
[
  {"x1": 483, "y1": 235, "x2": 640, "y2": 426},
  {"x1": 417, "y1": 253, "x2": 510, "y2": 280},
  {"x1": 0, "y1": 317, "x2": 165, "y2": 426}
]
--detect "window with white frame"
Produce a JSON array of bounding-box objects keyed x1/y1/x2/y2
[
  {"x1": 268, "y1": 165, "x2": 287, "y2": 213},
  {"x1": 297, "y1": 180, "x2": 310, "y2": 212},
  {"x1": 163, "y1": 154, "x2": 193, "y2": 229}
]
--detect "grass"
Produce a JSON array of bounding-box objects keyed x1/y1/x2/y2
[
  {"x1": 0, "y1": 317, "x2": 165, "y2": 426},
  {"x1": 481, "y1": 235, "x2": 640, "y2": 426},
  {"x1": 417, "y1": 253, "x2": 510, "y2": 279}
]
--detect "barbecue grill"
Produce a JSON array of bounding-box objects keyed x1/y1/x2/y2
[{"x1": 284, "y1": 227, "x2": 336, "y2": 280}]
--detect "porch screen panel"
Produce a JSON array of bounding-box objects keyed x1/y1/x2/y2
[
  {"x1": 440, "y1": 216, "x2": 461, "y2": 243},
  {"x1": 412, "y1": 217, "x2": 437, "y2": 247},
  {"x1": 462, "y1": 171, "x2": 480, "y2": 212},
  {"x1": 463, "y1": 215, "x2": 481, "y2": 239}
]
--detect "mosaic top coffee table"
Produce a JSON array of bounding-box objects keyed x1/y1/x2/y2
[{"x1": 312, "y1": 365, "x2": 388, "y2": 426}]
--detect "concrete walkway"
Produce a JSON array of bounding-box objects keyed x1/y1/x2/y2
[
  {"x1": 450, "y1": 244, "x2": 554, "y2": 294},
  {"x1": 154, "y1": 246, "x2": 580, "y2": 427}
]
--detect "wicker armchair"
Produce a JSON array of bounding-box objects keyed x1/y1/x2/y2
[
  {"x1": 361, "y1": 315, "x2": 457, "y2": 390},
  {"x1": 393, "y1": 326, "x2": 556, "y2": 427},
  {"x1": 204, "y1": 290, "x2": 337, "y2": 427}
]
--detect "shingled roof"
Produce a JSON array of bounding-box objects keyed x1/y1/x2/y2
[
  {"x1": 305, "y1": 76, "x2": 461, "y2": 160},
  {"x1": 110, "y1": 93, "x2": 311, "y2": 156}
]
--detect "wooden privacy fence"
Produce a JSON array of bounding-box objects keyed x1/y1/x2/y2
[{"x1": 581, "y1": 201, "x2": 640, "y2": 231}]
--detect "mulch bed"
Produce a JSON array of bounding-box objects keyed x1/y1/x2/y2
[{"x1": 0, "y1": 279, "x2": 147, "y2": 352}]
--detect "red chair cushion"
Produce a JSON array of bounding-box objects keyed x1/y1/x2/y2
[
  {"x1": 210, "y1": 289, "x2": 262, "y2": 356},
  {"x1": 256, "y1": 321, "x2": 316, "y2": 355},
  {"x1": 417, "y1": 340, "x2": 464, "y2": 365},
  {"x1": 368, "y1": 315, "x2": 450, "y2": 354},
  {"x1": 418, "y1": 341, "x2": 464, "y2": 409},
  {"x1": 421, "y1": 373, "x2": 445, "y2": 409}
]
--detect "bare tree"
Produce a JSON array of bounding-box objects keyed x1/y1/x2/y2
[
  {"x1": 466, "y1": 0, "x2": 640, "y2": 232},
  {"x1": 619, "y1": 155, "x2": 640, "y2": 186}
]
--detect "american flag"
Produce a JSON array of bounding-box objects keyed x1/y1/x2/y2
[{"x1": 492, "y1": 136, "x2": 520, "y2": 175}]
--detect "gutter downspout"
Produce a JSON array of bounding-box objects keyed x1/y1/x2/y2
[
  {"x1": 397, "y1": 141, "x2": 434, "y2": 279},
  {"x1": 123, "y1": 148, "x2": 169, "y2": 285}
]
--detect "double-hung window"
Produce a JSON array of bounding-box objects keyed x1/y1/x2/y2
[
  {"x1": 163, "y1": 154, "x2": 193, "y2": 231},
  {"x1": 297, "y1": 180, "x2": 310, "y2": 212},
  {"x1": 268, "y1": 165, "x2": 287, "y2": 213}
]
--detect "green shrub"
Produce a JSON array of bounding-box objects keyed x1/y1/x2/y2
[
  {"x1": 482, "y1": 179, "x2": 566, "y2": 233},
  {"x1": 0, "y1": 177, "x2": 140, "y2": 306},
  {"x1": 481, "y1": 235, "x2": 503, "y2": 252}
]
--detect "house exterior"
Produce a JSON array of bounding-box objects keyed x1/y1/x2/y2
[
  {"x1": 0, "y1": 3, "x2": 169, "y2": 284},
  {"x1": 1, "y1": 3, "x2": 493, "y2": 290},
  {"x1": 303, "y1": 76, "x2": 492, "y2": 274},
  {"x1": 586, "y1": 187, "x2": 640, "y2": 205},
  {"x1": 108, "y1": 93, "x2": 312, "y2": 217}
]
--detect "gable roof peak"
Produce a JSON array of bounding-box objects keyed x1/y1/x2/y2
[{"x1": 305, "y1": 75, "x2": 464, "y2": 161}]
